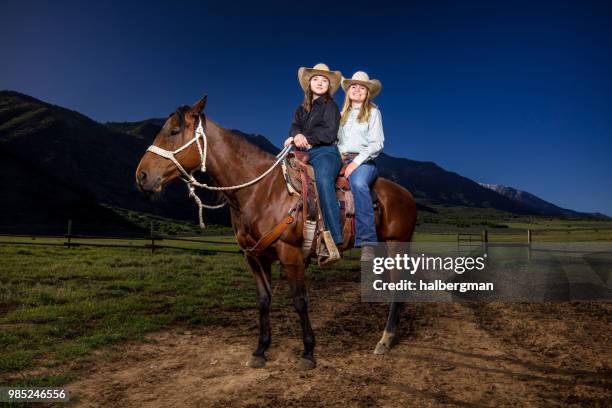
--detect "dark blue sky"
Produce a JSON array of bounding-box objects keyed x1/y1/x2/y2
[{"x1": 1, "y1": 0, "x2": 611, "y2": 215}]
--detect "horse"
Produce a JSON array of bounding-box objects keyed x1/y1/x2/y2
[{"x1": 135, "y1": 96, "x2": 417, "y2": 370}]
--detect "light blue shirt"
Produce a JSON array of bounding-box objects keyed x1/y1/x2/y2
[{"x1": 337, "y1": 106, "x2": 384, "y2": 166}]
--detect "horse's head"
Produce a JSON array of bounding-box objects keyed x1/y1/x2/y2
[{"x1": 135, "y1": 96, "x2": 207, "y2": 194}]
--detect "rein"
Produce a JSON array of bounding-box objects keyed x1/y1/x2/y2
[{"x1": 146, "y1": 117, "x2": 292, "y2": 227}]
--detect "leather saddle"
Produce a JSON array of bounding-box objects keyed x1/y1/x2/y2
[{"x1": 283, "y1": 151, "x2": 379, "y2": 261}]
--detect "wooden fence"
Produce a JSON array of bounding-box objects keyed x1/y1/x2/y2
[
  {"x1": 2, "y1": 219, "x2": 610, "y2": 256},
  {"x1": 0, "y1": 220, "x2": 241, "y2": 254}
]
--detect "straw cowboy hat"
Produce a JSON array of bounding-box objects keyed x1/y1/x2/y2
[
  {"x1": 341, "y1": 71, "x2": 382, "y2": 98},
  {"x1": 298, "y1": 63, "x2": 343, "y2": 95}
]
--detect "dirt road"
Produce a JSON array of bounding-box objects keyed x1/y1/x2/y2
[{"x1": 66, "y1": 279, "x2": 611, "y2": 407}]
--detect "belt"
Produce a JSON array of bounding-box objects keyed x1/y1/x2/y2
[
  {"x1": 341, "y1": 152, "x2": 376, "y2": 165},
  {"x1": 341, "y1": 152, "x2": 359, "y2": 161}
]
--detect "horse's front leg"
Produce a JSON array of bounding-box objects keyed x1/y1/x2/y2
[
  {"x1": 245, "y1": 256, "x2": 272, "y2": 368},
  {"x1": 278, "y1": 243, "x2": 316, "y2": 370}
]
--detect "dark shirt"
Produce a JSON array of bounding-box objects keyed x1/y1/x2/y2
[{"x1": 288, "y1": 96, "x2": 340, "y2": 146}]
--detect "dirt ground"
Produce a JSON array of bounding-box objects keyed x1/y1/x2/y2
[{"x1": 52, "y1": 279, "x2": 612, "y2": 407}]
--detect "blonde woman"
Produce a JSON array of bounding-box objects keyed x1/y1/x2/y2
[
  {"x1": 337, "y1": 71, "x2": 384, "y2": 261},
  {"x1": 284, "y1": 63, "x2": 343, "y2": 260}
]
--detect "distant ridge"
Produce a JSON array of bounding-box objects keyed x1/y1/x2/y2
[
  {"x1": 1, "y1": 90, "x2": 606, "y2": 233},
  {"x1": 479, "y1": 183, "x2": 608, "y2": 219},
  {"x1": 374, "y1": 154, "x2": 534, "y2": 214},
  {"x1": 106, "y1": 118, "x2": 166, "y2": 140},
  {"x1": 0, "y1": 91, "x2": 227, "y2": 233}
]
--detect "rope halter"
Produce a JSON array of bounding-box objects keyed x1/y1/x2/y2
[
  {"x1": 146, "y1": 118, "x2": 207, "y2": 183},
  {"x1": 145, "y1": 116, "x2": 292, "y2": 228},
  {"x1": 145, "y1": 117, "x2": 221, "y2": 228}
]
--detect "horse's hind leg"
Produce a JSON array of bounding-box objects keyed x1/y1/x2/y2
[
  {"x1": 375, "y1": 241, "x2": 405, "y2": 354},
  {"x1": 246, "y1": 256, "x2": 272, "y2": 368},
  {"x1": 374, "y1": 302, "x2": 403, "y2": 354}
]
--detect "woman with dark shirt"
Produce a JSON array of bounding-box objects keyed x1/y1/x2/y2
[{"x1": 284, "y1": 63, "x2": 343, "y2": 261}]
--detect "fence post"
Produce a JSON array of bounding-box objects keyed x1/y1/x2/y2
[
  {"x1": 527, "y1": 229, "x2": 532, "y2": 260},
  {"x1": 527, "y1": 229, "x2": 532, "y2": 244},
  {"x1": 482, "y1": 229, "x2": 488, "y2": 255},
  {"x1": 66, "y1": 219, "x2": 72, "y2": 249},
  {"x1": 150, "y1": 221, "x2": 155, "y2": 253}
]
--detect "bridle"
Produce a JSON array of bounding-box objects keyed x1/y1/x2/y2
[
  {"x1": 145, "y1": 115, "x2": 292, "y2": 227},
  {"x1": 146, "y1": 116, "x2": 208, "y2": 184}
]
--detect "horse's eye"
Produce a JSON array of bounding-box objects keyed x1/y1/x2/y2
[{"x1": 170, "y1": 127, "x2": 181, "y2": 135}]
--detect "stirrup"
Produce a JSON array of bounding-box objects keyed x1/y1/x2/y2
[{"x1": 319, "y1": 231, "x2": 340, "y2": 266}]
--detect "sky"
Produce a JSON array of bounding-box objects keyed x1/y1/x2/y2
[{"x1": 1, "y1": 0, "x2": 611, "y2": 215}]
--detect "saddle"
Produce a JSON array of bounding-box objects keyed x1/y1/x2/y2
[{"x1": 282, "y1": 151, "x2": 378, "y2": 264}]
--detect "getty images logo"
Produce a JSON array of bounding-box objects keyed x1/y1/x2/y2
[{"x1": 372, "y1": 253, "x2": 488, "y2": 275}]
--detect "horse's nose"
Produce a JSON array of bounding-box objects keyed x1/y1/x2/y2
[{"x1": 136, "y1": 170, "x2": 148, "y2": 189}]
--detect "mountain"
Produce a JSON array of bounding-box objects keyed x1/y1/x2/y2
[
  {"x1": 0, "y1": 91, "x2": 227, "y2": 234},
  {"x1": 0, "y1": 150, "x2": 142, "y2": 235},
  {"x1": 230, "y1": 130, "x2": 280, "y2": 156},
  {"x1": 104, "y1": 121, "x2": 281, "y2": 156},
  {"x1": 1, "y1": 91, "x2": 604, "y2": 233},
  {"x1": 106, "y1": 118, "x2": 166, "y2": 140},
  {"x1": 479, "y1": 183, "x2": 608, "y2": 219},
  {"x1": 374, "y1": 154, "x2": 534, "y2": 214}
]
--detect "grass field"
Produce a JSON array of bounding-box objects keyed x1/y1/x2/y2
[
  {"x1": 0, "y1": 242, "x2": 359, "y2": 388},
  {"x1": 414, "y1": 209, "x2": 612, "y2": 242},
  {"x1": 0, "y1": 245, "x2": 250, "y2": 386},
  {"x1": 1, "y1": 216, "x2": 611, "y2": 389}
]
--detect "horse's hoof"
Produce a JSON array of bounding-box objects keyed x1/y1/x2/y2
[
  {"x1": 296, "y1": 357, "x2": 316, "y2": 370},
  {"x1": 246, "y1": 355, "x2": 266, "y2": 368},
  {"x1": 373, "y1": 341, "x2": 391, "y2": 355}
]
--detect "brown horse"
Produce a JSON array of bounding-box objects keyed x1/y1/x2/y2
[{"x1": 135, "y1": 96, "x2": 417, "y2": 370}]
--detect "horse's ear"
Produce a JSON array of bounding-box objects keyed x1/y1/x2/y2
[{"x1": 191, "y1": 95, "x2": 208, "y2": 114}]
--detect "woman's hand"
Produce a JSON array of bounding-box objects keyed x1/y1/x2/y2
[
  {"x1": 344, "y1": 161, "x2": 359, "y2": 178},
  {"x1": 283, "y1": 136, "x2": 294, "y2": 148},
  {"x1": 293, "y1": 134, "x2": 311, "y2": 149}
]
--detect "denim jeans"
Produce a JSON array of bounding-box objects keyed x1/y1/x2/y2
[
  {"x1": 346, "y1": 160, "x2": 378, "y2": 246},
  {"x1": 308, "y1": 145, "x2": 343, "y2": 245}
]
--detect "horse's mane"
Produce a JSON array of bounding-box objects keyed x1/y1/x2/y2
[
  {"x1": 173, "y1": 105, "x2": 190, "y2": 135},
  {"x1": 173, "y1": 106, "x2": 276, "y2": 164}
]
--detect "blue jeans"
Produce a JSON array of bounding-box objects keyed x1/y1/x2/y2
[
  {"x1": 347, "y1": 161, "x2": 378, "y2": 246},
  {"x1": 309, "y1": 145, "x2": 343, "y2": 245}
]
